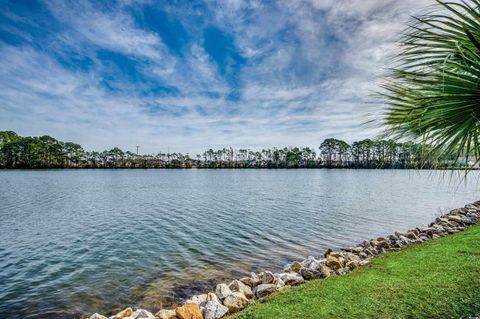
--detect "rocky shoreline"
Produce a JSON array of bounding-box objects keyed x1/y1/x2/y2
[{"x1": 88, "y1": 201, "x2": 480, "y2": 319}]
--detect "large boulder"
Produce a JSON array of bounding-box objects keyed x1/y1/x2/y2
[
  {"x1": 215, "y1": 283, "x2": 232, "y2": 301},
  {"x1": 155, "y1": 309, "x2": 177, "y2": 319},
  {"x1": 176, "y1": 303, "x2": 203, "y2": 319},
  {"x1": 228, "y1": 280, "x2": 253, "y2": 299},
  {"x1": 254, "y1": 284, "x2": 277, "y2": 298},
  {"x1": 222, "y1": 292, "x2": 249, "y2": 313},
  {"x1": 203, "y1": 300, "x2": 228, "y2": 319}
]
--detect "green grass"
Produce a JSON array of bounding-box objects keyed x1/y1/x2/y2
[{"x1": 230, "y1": 225, "x2": 480, "y2": 319}]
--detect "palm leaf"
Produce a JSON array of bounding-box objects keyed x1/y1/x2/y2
[{"x1": 381, "y1": 0, "x2": 480, "y2": 168}]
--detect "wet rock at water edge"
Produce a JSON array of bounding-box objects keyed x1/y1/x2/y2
[
  {"x1": 203, "y1": 300, "x2": 229, "y2": 319},
  {"x1": 176, "y1": 303, "x2": 203, "y2": 319},
  {"x1": 155, "y1": 309, "x2": 177, "y2": 319},
  {"x1": 215, "y1": 283, "x2": 232, "y2": 301},
  {"x1": 112, "y1": 307, "x2": 133, "y2": 319},
  {"x1": 125, "y1": 309, "x2": 155, "y2": 319},
  {"x1": 254, "y1": 284, "x2": 277, "y2": 298},
  {"x1": 284, "y1": 261, "x2": 302, "y2": 273},
  {"x1": 222, "y1": 292, "x2": 249, "y2": 313},
  {"x1": 229, "y1": 280, "x2": 253, "y2": 299}
]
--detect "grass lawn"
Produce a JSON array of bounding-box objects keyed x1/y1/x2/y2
[{"x1": 230, "y1": 224, "x2": 480, "y2": 319}]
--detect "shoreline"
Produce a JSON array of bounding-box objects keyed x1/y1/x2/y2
[{"x1": 87, "y1": 201, "x2": 480, "y2": 319}]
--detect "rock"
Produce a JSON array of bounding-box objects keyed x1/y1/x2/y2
[
  {"x1": 324, "y1": 248, "x2": 333, "y2": 257},
  {"x1": 300, "y1": 267, "x2": 320, "y2": 280},
  {"x1": 215, "y1": 283, "x2": 232, "y2": 300},
  {"x1": 240, "y1": 272, "x2": 261, "y2": 287},
  {"x1": 345, "y1": 260, "x2": 359, "y2": 270},
  {"x1": 335, "y1": 268, "x2": 350, "y2": 276},
  {"x1": 288, "y1": 261, "x2": 302, "y2": 273},
  {"x1": 203, "y1": 300, "x2": 228, "y2": 319},
  {"x1": 155, "y1": 309, "x2": 177, "y2": 319},
  {"x1": 229, "y1": 280, "x2": 253, "y2": 299},
  {"x1": 278, "y1": 272, "x2": 305, "y2": 285},
  {"x1": 176, "y1": 303, "x2": 203, "y2": 319},
  {"x1": 206, "y1": 292, "x2": 220, "y2": 303},
  {"x1": 326, "y1": 255, "x2": 343, "y2": 270},
  {"x1": 448, "y1": 215, "x2": 463, "y2": 224},
  {"x1": 113, "y1": 308, "x2": 133, "y2": 319},
  {"x1": 90, "y1": 314, "x2": 108, "y2": 319},
  {"x1": 222, "y1": 292, "x2": 249, "y2": 313},
  {"x1": 186, "y1": 294, "x2": 208, "y2": 305},
  {"x1": 254, "y1": 284, "x2": 277, "y2": 298},
  {"x1": 239, "y1": 277, "x2": 255, "y2": 287},
  {"x1": 273, "y1": 274, "x2": 285, "y2": 288},
  {"x1": 258, "y1": 271, "x2": 276, "y2": 284},
  {"x1": 432, "y1": 234, "x2": 440, "y2": 239},
  {"x1": 127, "y1": 309, "x2": 155, "y2": 319}
]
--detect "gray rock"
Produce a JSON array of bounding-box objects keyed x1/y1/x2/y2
[
  {"x1": 278, "y1": 272, "x2": 305, "y2": 285},
  {"x1": 203, "y1": 300, "x2": 229, "y2": 319},
  {"x1": 90, "y1": 314, "x2": 108, "y2": 319},
  {"x1": 186, "y1": 294, "x2": 208, "y2": 305},
  {"x1": 254, "y1": 284, "x2": 277, "y2": 298},
  {"x1": 229, "y1": 280, "x2": 253, "y2": 299},
  {"x1": 125, "y1": 309, "x2": 155, "y2": 319},
  {"x1": 215, "y1": 283, "x2": 232, "y2": 301},
  {"x1": 222, "y1": 292, "x2": 248, "y2": 313}
]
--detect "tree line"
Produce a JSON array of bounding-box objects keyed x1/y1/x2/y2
[{"x1": 0, "y1": 131, "x2": 469, "y2": 169}]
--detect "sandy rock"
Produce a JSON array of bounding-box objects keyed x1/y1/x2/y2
[
  {"x1": 254, "y1": 284, "x2": 277, "y2": 298},
  {"x1": 258, "y1": 271, "x2": 276, "y2": 284},
  {"x1": 113, "y1": 308, "x2": 133, "y2": 319},
  {"x1": 203, "y1": 300, "x2": 228, "y2": 319},
  {"x1": 176, "y1": 303, "x2": 203, "y2": 319},
  {"x1": 326, "y1": 255, "x2": 343, "y2": 270},
  {"x1": 206, "y1": 292, "x2": 220, "y2": 303},
  {"x1": 215, "y1": 283, "x2": 232, "y2": 301},
  {"x1": 222, "y1": 292, "x2": 249, "y2": 313},
  {"x1": 287, "y1": 261, "x2": 302, "y2": 273},
  {"x1": 155, "y1": 309, "x2": 177, "y2": 319},
  {"x1": 90, "y1": 314, "x2": 108, "y2": 319},
  {"x1": 346, "y1": 260, "x2": 359, "y2": 270},
  {"x1": 324, "y1": 248, "x2": 333, "y2": 257},
  {"x1": 228, "y1": 280, "x2": 253, "y2": 299}
]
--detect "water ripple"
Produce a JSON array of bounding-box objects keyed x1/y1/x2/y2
[{"x1": 0, "y1": 169, "x2": 478, "y2": 318}]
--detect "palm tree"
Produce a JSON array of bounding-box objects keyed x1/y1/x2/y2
[{"x1": 381, "y1": 0, "x2": 480, "y2": 167}]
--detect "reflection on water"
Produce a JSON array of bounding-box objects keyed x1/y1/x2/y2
[{"x1": 0, "y1": 169, "x2": 478, "y2": 318}]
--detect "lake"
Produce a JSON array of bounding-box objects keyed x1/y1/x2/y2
[{"x1": 0, "y1": 169, "x2": 479, "y2": 318}]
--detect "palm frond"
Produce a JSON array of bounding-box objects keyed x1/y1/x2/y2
[{"x1": 381, "y1": 0, "x2": 480, "y2": 168}]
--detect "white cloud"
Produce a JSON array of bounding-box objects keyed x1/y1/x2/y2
[{"x1": 0, "y1": 0, "x2": 435, "y2": 153}]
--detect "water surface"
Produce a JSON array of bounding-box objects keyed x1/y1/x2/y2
[{"x1": 0, "y1": 169, "x2": 479, "y2": 318}]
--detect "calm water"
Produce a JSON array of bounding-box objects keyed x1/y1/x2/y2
[{"x1": 0, "y1": 169, "x2": 479, "y2": 318}]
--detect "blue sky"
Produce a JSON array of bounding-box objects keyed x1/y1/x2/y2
[{"x1": 0, "y1": 0, "x2": 431, "y2": 154}]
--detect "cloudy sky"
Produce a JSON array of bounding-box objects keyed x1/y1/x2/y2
[{"x1": 0, "y1": 0, "x2": 432, "y2": 154}]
